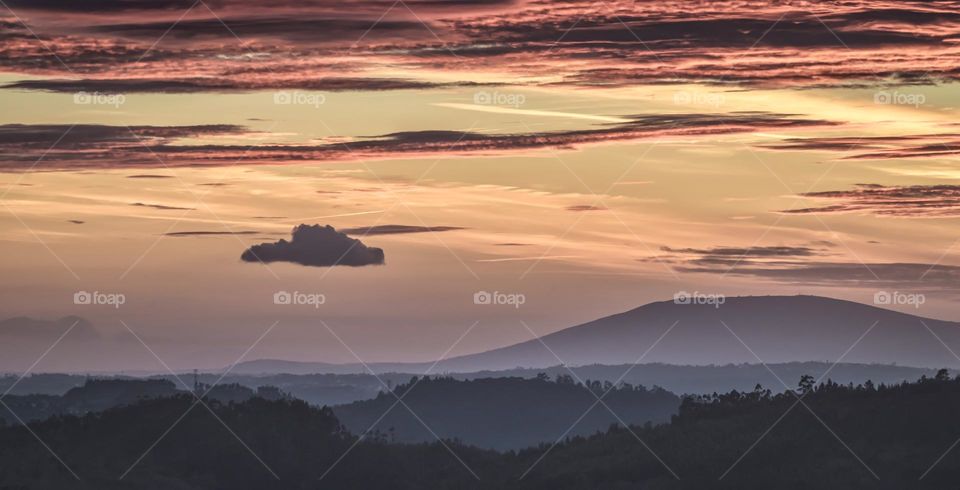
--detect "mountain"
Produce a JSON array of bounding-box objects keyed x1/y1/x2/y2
[
  {"x1": 0, "y1": 378, "x2": 180, "y2": 425},
  {"x1": 235, "y1": 295, "x2": 960, "y2": 374},
  {"x1": 0, "y1": 315, "x2": 99, "y2": 341},
  {"x1": 333, "y1": 376, "x2": 680, "y2": 450},
  {"x1": 428, "y1": 295, "x2": 960, "y2": 371},
  {"x1": 229, "y1": 358, "x2": 356, "y2": 375},
  {"x1": 0, "y1": 316, "x2": 105, "y2": 373}
]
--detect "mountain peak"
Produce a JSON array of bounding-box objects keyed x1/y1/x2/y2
[{"x1": 438, "y1": 295, "x2": 955, "y2": 371}]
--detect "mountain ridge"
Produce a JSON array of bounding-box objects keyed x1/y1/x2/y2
[{"x1": 232, "y1": 295, "x2": 960, "y2": 373}]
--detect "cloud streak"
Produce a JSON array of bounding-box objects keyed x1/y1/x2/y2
[
  {"x1": 659, "y1": 242, "x2": 960, "y2": 291},
  {"x1": 339, "y1": 225, "x2": 465, "y2": 235},
  {"x1": 0, "y1": 113, "x2": 835, "y2": 170},
  {"x1": 3, "y1": 0, "x2": 960, "y2": 92},
  {"x1": 781, "y1": 184, "x2": 960, "y2": 218},
  {"x1": 761, "y1": 134, "x2": 960, "y2": 160}
]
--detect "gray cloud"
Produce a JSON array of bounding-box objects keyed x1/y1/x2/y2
[{"x1": 241, "y1": 224, "x2": 385, "y2": 267}]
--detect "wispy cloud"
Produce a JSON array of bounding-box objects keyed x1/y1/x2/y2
[
  {"x1": 3, "y1": 0, "x2": 959, "y2": 92},
  {"x1": 761, "y1": 134, "x2": 960, "y2": 160},
  {"x1": 781, "y1": 184, "x2": 960, "y2": 218},
  {"x1": 659, "y1": 242, "x2": 960, "y2": 291},
  {"x1": 0, "y1": 113, "x2": 835, "y2": 170}
]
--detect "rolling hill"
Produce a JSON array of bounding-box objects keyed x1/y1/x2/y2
[{"x1": 235, "y1": 295, "x2": 960, "y2": 374}]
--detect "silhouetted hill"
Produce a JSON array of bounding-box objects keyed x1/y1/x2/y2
[
  {"x1": 0, "y1": 379, "x2": 288, "y2": 425},
  {"x1": 235, "y1": 296, "x2": 960, "y2": 374},
  {"x1": 6, "y1": 363, "x2": 942, "y2": 407},
  {"x1": 431, "y1": 295, "x2": 960, "y2": 371},
  {"x1": 6, "y1": 374, "x2": 960, "y2": 488},
  {"x1": 515, "y1": 371, "x2": 960, "y2": 489},
  {"x1": 333, "y1": 375, "x2": 680, "y2": 449},
  {"x1": 0, "y1": 379, "x2": 180, "y2": 425},
  {"x1": 453, "y1": 362, "x2": 945, "y2": 398},
  {"x1": 0, "y1": 395, "x2": 494, "y2": 490}
]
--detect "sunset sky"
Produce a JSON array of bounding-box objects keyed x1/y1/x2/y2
[{"x1": 2, "y1": 0, "x2": 960, "y2": 372}]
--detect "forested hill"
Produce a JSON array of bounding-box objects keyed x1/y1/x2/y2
[
  {"x1": 0, "y1": 378, "x2": 286, "y2": 425},
  {"x1": 333, "y1": 375, "x2": 680, "y2": 449},
  {"x1": 4, "y1": 373, "x2": 960, "y2": 489}
]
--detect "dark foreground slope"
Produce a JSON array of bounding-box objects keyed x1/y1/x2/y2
[
  {"x1": 333, "y1": 376, "x2": 680, "y2": 449},
  {"x1": 5, "y1": 374, "x2": 960, "y2": 489},
  {"x1": 0, "y1": 396, "x2": 499, "y2": 490}
]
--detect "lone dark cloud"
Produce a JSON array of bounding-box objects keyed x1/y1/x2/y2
[
  {"x1": 241, "y1": 224, "x2": 385, "y2": 267},
  {"x1": 339, "y1": 225, "x2": 465, "y2": 235},
  {"x1": 781, "y1": 184, "x2": 960, "y2": 218}
]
